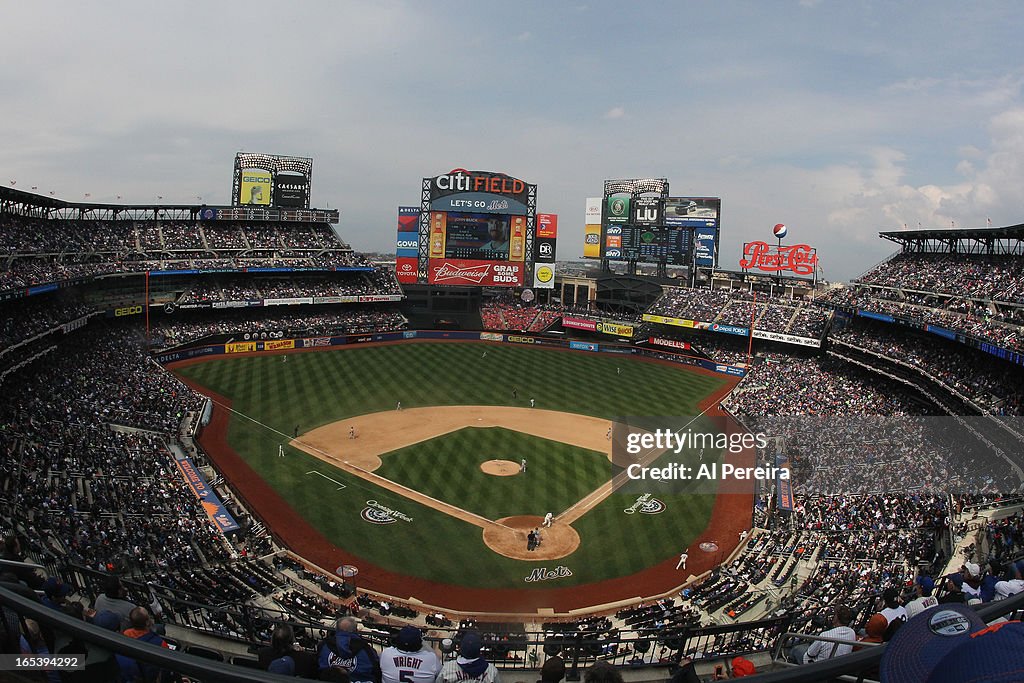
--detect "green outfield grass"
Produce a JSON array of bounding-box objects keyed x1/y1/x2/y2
[
  {"x1": 174, "y1": 342, "x2": 731, "y2": 589},
  {"x1": 376, "y1": 427, "x2": 617, "y2": 520}
]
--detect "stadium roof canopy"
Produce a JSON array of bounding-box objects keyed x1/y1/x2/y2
[
  {"x1": 0, "y1": 186, "x2": 338, "y2": 223},
  {"x1": 879, "y1": 223, "x2": 1024, "y2": 255}
]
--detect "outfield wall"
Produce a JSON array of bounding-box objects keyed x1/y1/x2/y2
[{"x1": 154, "y1": 329, "x2": 746, "y2": 377}]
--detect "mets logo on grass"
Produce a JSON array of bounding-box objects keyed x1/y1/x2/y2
[
  {"x1": 525, "y1": 566, "x2": 573, "y2": 583},
  {"x1": 360, "y1": 500, "x2": 413, "y2": 525},
  {"x1": 623, "y1": 493, "x2": 667, "y2": 515}
]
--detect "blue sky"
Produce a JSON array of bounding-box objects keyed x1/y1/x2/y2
[{"x1": 3, "y1": 1, "x2": 1023, "y2": 281}]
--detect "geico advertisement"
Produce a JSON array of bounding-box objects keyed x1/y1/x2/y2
[{"x1": 240, "y1": 169, "x2": 272, "y2": 205}]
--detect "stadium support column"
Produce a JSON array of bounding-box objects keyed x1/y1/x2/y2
[
  {"x1": 145, "y1": 270, "x2": 150, "y2": 346},
  {"x1": 747, "y1": 291, "x2": 756, "y2": 361}
]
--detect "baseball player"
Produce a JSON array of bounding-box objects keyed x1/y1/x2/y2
[
  {"x1": 278, "y1": 444, "x2": 284, "y2": 458},
  {"x1": 396, "y1": 401, "x2": 402, "y2": 411},
  {"x1": 529, "y1": 397, "x2": 535, "y2": 408},
  {"x1": 676, "y1": 551, "x2": 688, "y2": 570},
  {"x1": 520, "y1": 458, "x2": 527, "y2": 473},
  {"x1": 543, "y1": 512, "x2": 553, "y2": 528},
  {"x1": 349, "y1": 426, "x2": 356, "y2": 439}
]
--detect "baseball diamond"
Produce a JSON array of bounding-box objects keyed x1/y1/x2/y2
[{"x1": 171, "y1": 340, "x2": 753, "y2": 613}]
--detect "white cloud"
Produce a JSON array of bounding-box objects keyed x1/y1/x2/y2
[{"x1": 604, "y1": 107, "x2": 626, "y2": 120}]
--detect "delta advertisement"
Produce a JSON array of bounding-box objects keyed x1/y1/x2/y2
[
  {"x1": 397, "y1": 206, "x2": 420, "y2": 259},
  {"x1": 427, "y1": 259, "x2": 524, "y2": 286},
  {"x1": 174, "y1": 456, "x2": 240, "y2": 532},
  {"x1": 239, "y1": 169, "x2": 272, "y2": 206}
]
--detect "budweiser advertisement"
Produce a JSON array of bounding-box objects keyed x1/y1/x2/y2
[
  {"x1": 427, "y1": 259, "x2": 523, "y2": 287},
  {"x1": 740, "y1": 242, "x2": 818, "y2": 276}
]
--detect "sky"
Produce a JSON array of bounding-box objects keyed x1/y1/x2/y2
[{"x1": 2, "y1": 1, "x2": 1023, "y2": 282}]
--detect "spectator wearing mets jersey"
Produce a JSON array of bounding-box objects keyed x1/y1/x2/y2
[
  {"x1": 436, "y1": 631, "x2": 499, "y2": 683},
  {"x1": 381, "y1": 626, "x2": 440, "y2": 683}
]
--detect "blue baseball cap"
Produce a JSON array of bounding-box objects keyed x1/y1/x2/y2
[
  {"x1": 880, "y1": 604, "x2": 987, "y2": 682},
  {"x1": 916, "y1": 575, "x2": 935, "y2": 596}
]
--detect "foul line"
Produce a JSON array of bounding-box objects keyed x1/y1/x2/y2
[
  {"x1": 305, "y1": 471, "x2": 347, "y2": 490},
  {"x1": 557, "y1": 401, "x2": 726, "y2": 524},
  {"x1": 203, "y1": 397, "x2": 513, "y2": 532}
]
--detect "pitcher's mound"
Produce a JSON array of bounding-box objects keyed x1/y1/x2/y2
[
  {"x1": 483, "y1": 516, "x2": 580, "y2": 560},
  {"x1": 481, "y1": 460, "x2": 521, "y2": 476}
]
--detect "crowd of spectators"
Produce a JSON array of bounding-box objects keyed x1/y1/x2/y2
[
  {"x1": 832, "y1": 323, "x2": 1024, "y2": 415},
  {"x1": 480, "y1": 298, "x2": 546, "y2": 331},
  {"x1": 726, "y1": 351, "x2": 1019, "y2": 495},
  {"x1": 0, "y1": 295, "x2": 94, "y2": 354},
  {"x1": 857, "y1": 253, "x2": 1024, "y2": 304},
  {"x1": 0, "y1": 214, "x2": 360, "y2": 292},
  {"x1": 178, "y1": 271, "x2": 400, "y2": 305},
  {"x1": 152, "y1": 307, "x2": 407, "y2": 347},
  {"x1": 0, "y1": 324, "x2": 231, "y2": 580},
  {"x1": 817, "y1": 286, "x2": 1022, "y2": 351},
  {"x1": 647, "y1": 288, "x2": 828, "y2": 339}
]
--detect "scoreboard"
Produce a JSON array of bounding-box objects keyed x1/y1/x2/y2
[
  {"x1": 615, "y1": 225, "x2": 692, "y2": 263},
  {"x1": 201, "y1": 207, "x2": 339, "y2": 223},
  {"x1": 587, "y1": 184, "x2": 719, "y2": 268}
]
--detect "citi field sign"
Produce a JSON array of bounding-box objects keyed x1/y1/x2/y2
[{"x1": 428, "y1": 169, "x2": 532, "y2": 213}]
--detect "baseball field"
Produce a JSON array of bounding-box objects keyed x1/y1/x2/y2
[{"x1": 171, "y1": 340, "x2": 752, "y2": 613}]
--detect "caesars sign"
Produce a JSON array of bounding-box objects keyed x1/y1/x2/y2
[{"x1": 740, "y1": 242, "x2": 818, "y2": 276}]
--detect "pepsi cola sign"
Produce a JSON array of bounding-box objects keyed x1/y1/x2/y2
[{"x1": 740, "y1": 242, "x2": 818, "y2": 276}]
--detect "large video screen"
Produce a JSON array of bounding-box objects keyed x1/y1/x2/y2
[{"x1": 443, "y1": 212, "x2": 513, "y2": 261}]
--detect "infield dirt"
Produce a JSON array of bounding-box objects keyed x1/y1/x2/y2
[{"x1": 289, "y1": 406, "x2": 603, "y2": 558}]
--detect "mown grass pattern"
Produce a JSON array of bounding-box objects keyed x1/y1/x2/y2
[{"x1": 175, "y1": 343, "x2": 729, "y2": 589}]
